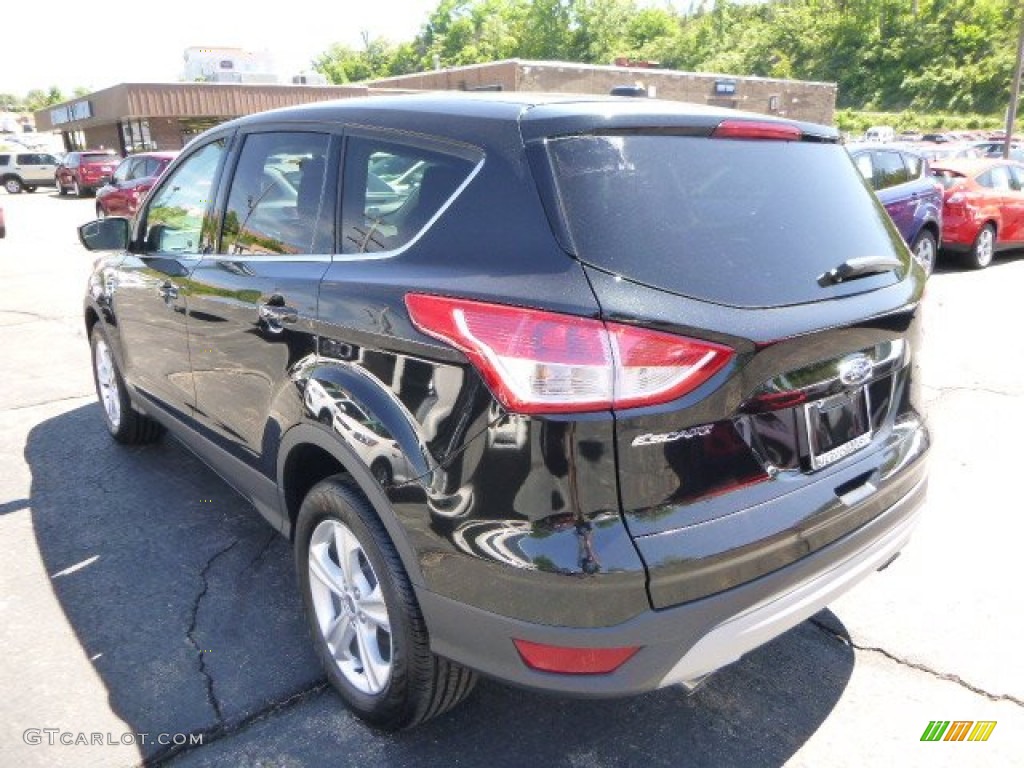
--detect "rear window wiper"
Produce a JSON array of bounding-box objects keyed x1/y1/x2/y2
[{"x1": 818, "y1": 255, "x2": 903, "y2": 286}]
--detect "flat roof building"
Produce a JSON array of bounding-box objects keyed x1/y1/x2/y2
[
  {"x1": 34, "y1": 60, "x2": 837, "y2": 155},
  {"x1": 35, "y1": 82, "x2": 368, "y2": 154},
  {"x1": 366, "y1": 59, "x2": 838, "y2": 125}
]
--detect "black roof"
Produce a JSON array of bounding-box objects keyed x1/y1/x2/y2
[{"x1": 222, "y1": 92, "x2": 837, "y2": 144}]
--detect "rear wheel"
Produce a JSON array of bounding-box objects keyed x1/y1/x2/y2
[
  {"x1": 295, "y1": 477, "x2": 476, "y2": 730},
  {"x1": 56, "y1": 177, "x2": 66, "y2": 196},
  {"x1": 3, "y1": 176, "x2": 23, "y2": 194},
  {"x1": 90, "y1": 326, "x2": 165, "y2": 444},
  {"x1": 72, "y1": 179, "x2": 83, "y2": 197},
  {"x1": 963, "y1": 223, "x2": 995, "y2": 270},
  {"x1": 910, "y1": 229, "x2": 937, "y2": 276}
]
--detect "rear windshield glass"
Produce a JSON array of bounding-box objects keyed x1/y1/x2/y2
[
  {"x1": 82, "y1": 153, "x2": 117, "y2": 163},
  {"x1": 548, "y1": 135, "x2": 907, "y2": 308},
  {"x1": 930, "y1": 169, "x2": 966, "y2": 188}
]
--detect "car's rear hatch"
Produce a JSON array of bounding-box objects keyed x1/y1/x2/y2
[{"x1": 525, "y1": 105, "x2": 928, "y2": 609}]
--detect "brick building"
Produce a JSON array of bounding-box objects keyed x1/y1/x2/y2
[{"x1": 35, "y1": 60, "x2": 837, "y2": 154}]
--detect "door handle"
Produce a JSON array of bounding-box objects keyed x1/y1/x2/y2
[
  {"x1": 158, "y1": 282, "x2": 179, "y2": 302},
  {"x1": 259, "y1": 302, "x2": 298, "y2": 332}
]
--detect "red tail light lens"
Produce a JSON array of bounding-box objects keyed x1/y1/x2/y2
[
  {"x1": 405, "y1": 294, "x2": 733, "y2": 414},
  {"x1": 712, "y1": 120, "x2": 802, "y2": 141}
]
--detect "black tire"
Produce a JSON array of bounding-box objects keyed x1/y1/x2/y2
[
  {"x1": 89, "y1": 326, "x2": 165, "y2": 445},
  {"x1": 56, "y1": 178, "x2": 67, "y2": 196},
  {"x1": 963, "y1": 223, "x2": 995, "y2": 270},
  {"x1": 3, "y1": 176, "x2": 23, "y2": 194},
  {"x1": 295, "y1": 477, "x2": 476, "y2": 730},
  {"x1": 72, "y1": 179, "x2": 84, "y2": 198},
  {"x1": 910, "y1": 229, "x2": 937, "y2": 277}
]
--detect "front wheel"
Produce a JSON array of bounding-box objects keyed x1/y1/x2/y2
[
  {"x1": 90, "y1": 326, "x2": 165, "y2": 444},
  {"x1": 910, "y1": 229, "x2": 937, "y2": 276},
  {"x1": 964, "y1": 224, "x2": 995, "y2": 270},
  {"x1": 295, "y1": 477, "x2": 476, "y2": 730}
]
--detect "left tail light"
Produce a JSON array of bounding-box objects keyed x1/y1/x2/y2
[{"x1": 405, "y1": 294, "x2": 733, "y2": 414}]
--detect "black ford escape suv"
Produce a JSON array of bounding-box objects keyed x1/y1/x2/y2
[{"x1": 79, "y1": 94, "x2": 929, "y2": 731}]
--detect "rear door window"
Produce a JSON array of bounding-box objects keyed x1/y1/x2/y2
[
  {"x1": 547, "y1": 134, "x2": 907, "y2": 308},
  {"x1": 339, "y1": 136, "x2": 477, "y2": 254},
  {"x1": 219, "y1": 132, "x2": 333, "y2": 256},
  {"x1": 987, "y1": 165, "x2": 1012, "y2": 191}
]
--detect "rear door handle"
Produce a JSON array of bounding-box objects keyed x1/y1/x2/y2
[{"x1": 259, "y1": 302, "x2": 298, "y2": 332}]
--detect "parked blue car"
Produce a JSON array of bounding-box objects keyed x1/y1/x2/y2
[{"x1": 847, "y1": 143, "x2": 943, "y2": 275}]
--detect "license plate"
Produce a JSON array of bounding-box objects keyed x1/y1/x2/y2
[{"x1": 804, "y1": 387, "x2": 871, "y2": 470}]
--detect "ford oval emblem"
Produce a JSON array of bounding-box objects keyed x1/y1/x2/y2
[{"x1": 838, "y1": 354, "x2": 872, "y2": 387}]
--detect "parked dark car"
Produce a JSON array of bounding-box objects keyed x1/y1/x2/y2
[
  {"x1": 930, "y1": 158, "x2": 1024, "y2": 269},
  {"x1": 79, "y1": 94, "x2": 929, "y2": 731},
  {"x1": 847, "y1": 143, "x2": 943, "y2": 275},
  {"x1": 95, "y1": 151, "x2": 178, "y2": 218},
  {"x1": 56, "y1": 150, "x2": 121, "y2": 197}
]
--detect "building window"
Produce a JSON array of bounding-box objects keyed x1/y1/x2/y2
[{"x1": 121, "y1": 119, "x2": 156, "y2": 153}]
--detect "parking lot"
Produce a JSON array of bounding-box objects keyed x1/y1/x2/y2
[{"x1": 1, "y1": 189, "x2": 1022, "y2": 768}]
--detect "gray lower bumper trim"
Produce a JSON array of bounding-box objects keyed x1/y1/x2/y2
[{"x1": 659, "y1": 481, "x2": 923, "y2": 687}]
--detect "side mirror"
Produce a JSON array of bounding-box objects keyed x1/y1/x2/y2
[{"x1": 79, "y1": 217, "x2": 129, "y2": 251}]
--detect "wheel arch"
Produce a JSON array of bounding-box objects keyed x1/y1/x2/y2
[{"x1": 277, "y1": 423, "x2": 426, "y2": 587}]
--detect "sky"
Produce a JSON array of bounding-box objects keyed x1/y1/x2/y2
[
  {"x1": 3, "y1": 0, "x2": 699, "y2": 98},
  {"x1": 2, "y1": 0, "x2": 440, "y2": 95}
]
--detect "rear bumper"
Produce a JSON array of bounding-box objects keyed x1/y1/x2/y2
[{"x1": 418, "y1": 448, "x2": 926, "y2": 696}]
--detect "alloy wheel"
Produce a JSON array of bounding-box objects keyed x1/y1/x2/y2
[
  {"x1": 93, "y1": 338, "x2": 122, "y2": 430},
  {"x1": 913, "y1": 234, "x2": 936, "y2": 275},
  {"x1": 975, "y1": 227, "x2": 994, "y2": 268},
  {"x1": 308, "y1": 518, "x2": 392, "y2": 695}
]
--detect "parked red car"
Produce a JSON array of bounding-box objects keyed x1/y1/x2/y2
[
  {"x1": 95, "y1": 152, "x2": 178, "y2": 218},
  {"x1": 931, "y1": 158, "x2": 1024, "y2": 269},
  {"x1": 56, "y1": 151, "x2": 121, "y2": 197}
]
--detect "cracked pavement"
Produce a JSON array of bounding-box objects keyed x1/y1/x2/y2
[{"x1": 1, "y1": 193, "x2": 1023, "y2": 767}]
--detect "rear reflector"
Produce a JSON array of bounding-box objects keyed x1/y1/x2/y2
[
  {"x1": 405, "y1": 294, "x2": 733, "y2": 414},
  {"x1": 513, "y1": 639, "x2": 640, "y2": 674},
  {"x1": 713, "y1": 120, "x2": 802, "y2": 141}
]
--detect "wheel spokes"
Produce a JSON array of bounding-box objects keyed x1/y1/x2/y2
[
  {"x1": 309, "y1": 541, "x2": 348, "y2": 597},
  {"x1": 308, "y1": 518, "x2": 394, "y2": 696},
  {"x1": 358, "y1": 584, "x2": 390, "y2": 632}
]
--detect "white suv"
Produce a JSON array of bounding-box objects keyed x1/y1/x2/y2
[{"x1": 0, "y1": 151, "x2": 59, "y2": 193}]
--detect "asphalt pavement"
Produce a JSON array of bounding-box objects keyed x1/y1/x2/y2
[{"x1": 1, "y1": 189, "x2": 1022, "y2": 767}]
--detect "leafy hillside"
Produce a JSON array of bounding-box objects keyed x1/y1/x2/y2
[{"x1": 315, "y1": 0, "x2": 1020, "y2": 114}]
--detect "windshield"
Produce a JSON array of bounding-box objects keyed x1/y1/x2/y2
[{"x1": 547, "y1": 134, "x2": 908, "y2": 308}]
